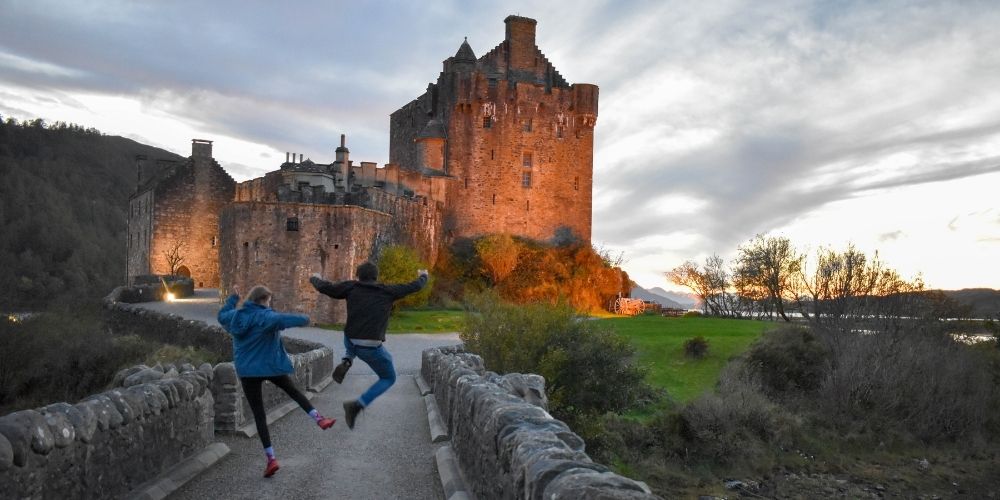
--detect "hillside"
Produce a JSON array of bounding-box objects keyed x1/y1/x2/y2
[
  {"x1": 630, "y1": 285, "x2": 687, "y2": 309},
  {"x1": 942, "y1": 288, "x2": 1000, "y2": 319},
  {"x1": 0, "y1": 118, "x2": 183, "y2": 309}
]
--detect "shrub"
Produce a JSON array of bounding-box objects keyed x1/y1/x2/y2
[
  {"x1": 744, "y1": 325, "x2": 829, "y2": 396},
  {"x1": 461, "y1": 292, "x2": 652, "y2": 423},
  {"x1": 377, "y1": 245, "x2": 433, "y2": 309},
  {"x1": 814, "y1": 324, "x2": 999, "y2": 442},
  {"x1": 682, "y1": 310, "x2": 702, "y2": 318},
  {"x1": 683, "y1": 336, "x2": 709, "y2": 359},
  {"x1": 677, "y1": 367, "x2": 795, "y2": 463}
]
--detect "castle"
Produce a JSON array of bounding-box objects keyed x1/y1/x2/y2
[{"x1": 126, "y1": 15, "x2": 599, "y2": 323}]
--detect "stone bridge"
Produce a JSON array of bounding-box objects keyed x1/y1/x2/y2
[{"x1": 0, "y1": 290, "x2": 659, "y2": 499}]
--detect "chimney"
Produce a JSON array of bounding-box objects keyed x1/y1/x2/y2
[
  {"x1": 299, "y1": 153, "x2": 303, "y2": 163},
  {"x1": 504, "y1": 15, "x2": 537, "y2": 70},
  {"x1": 285, "y1": 152, "x2": 290, "y2": 163},
  {"x1": 191, "y1": 139, "x2": 213, "y2": 158}
]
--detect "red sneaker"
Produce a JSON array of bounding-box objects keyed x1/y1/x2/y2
[
  {"x1": 318, "y1": 417, "x2": 336, "y2": 430},
  {"x1": 264, "y1": 458, "x2": 280, "y2": 478}
]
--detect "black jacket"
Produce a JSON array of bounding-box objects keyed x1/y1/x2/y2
[{"x1": 310, "y1": 274, "x2": 427, "y2": 342}]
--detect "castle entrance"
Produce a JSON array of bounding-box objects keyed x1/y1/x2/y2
[{"x1": 175, "y1": 265, "x2": 191, "y2": 278}]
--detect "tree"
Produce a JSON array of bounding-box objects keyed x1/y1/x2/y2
[
  {"x1": 163, "y1": 241, "x2": 186, "y2": 276},
  {"x1": 666, "y1": 260, "x2": 713, "y2": 314},
  {"x1": 734, "y1": 235, "x2": 802, "y2": 322},
  {"x1": 377, "y1": 244, "x2": 432, "y2": 309},
  {"x1": 475, "y1": 233, "x2": 521, "y2": 286}
]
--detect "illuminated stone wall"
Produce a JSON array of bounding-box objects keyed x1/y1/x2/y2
[
  {"x1": 218, "y1": 201, "x2": 396, "y2": 324},
  {"x1": 390, "y1": 15, "x2": 597, "y2": 243},
  {"x1": 126, "y1": 140, "x2": 236, "y2": 287}
]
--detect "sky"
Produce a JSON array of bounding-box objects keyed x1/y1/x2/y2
[{"x1": 2, "y1": 0, "x2": 998, "y2": 292}]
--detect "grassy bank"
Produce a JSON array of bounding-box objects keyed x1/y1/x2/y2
[{"x1": 600, "y1": 315, "x2": 774, "y2": 402}]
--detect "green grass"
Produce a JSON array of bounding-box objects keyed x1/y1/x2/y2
[
  {"x1": 600, "y1": 315, "x2": 774, "y2": 403},
  {"x1": 317, "y1": 308, "x2": 465, "y2": 333}
]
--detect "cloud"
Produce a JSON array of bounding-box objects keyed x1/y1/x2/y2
[{"x1": 879, "y1": 230, "x2": 905, "y2": 242}]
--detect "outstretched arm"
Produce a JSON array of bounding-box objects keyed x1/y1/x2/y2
[
  {"x1": 268, "y1": 311, "x2": 310, "y2": 330},
  {"x1": 386, "y1": 270, "x2": 429, "y2": 299},
  {"x1": 310, "y1": 273, "x2": 354, "y2": 299},
  {"x1": 217, "y1": 293, "x2": 239, "y2": 327}
]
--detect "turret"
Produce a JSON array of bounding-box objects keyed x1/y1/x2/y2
[
  {"x1": 504, "y1": 16, "x2": 537, "y2": 70},
  {"x1": 192, "y1": 139, "x2": 213, "y2": 158},
  {"x1": 415, "y1": 119, "x2": 446, "y2": 172},
  {"x1": 334, "y1": 134, "x2": 350, "y2": 187}
]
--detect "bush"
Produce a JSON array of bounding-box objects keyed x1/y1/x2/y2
[
  {"x1": 461, "y1": 292, "x2": 652, "y2": 422},
  {"x1": 683, "y1": 336, "x2": 709, "y2": 359},
  {"x1": 678, "y1": 367, "x2": 795, "y2": 463},
  {"x1": 377, "y1": 245, "x2": 433, "y2": 309},
  {"x1": 814, "y1": 324, "x2": 999, "y2": 442},
  {"x1": 744, "y1": 325, "x2": 829, "y2": 396},
  {"x1": 0, "y1": 306, "x2": 159, "y2": 413},
  {"x1": 682, "y1": 310, "x2": 702, "y2": 318}
]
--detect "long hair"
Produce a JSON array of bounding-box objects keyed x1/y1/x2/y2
[{"x1": 246, "y1": 285, "x2": 272, "y2": 305}]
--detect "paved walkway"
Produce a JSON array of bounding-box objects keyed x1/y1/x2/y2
[{"x1": 130, "y1": 290, "x2": 461, "y2": 499}]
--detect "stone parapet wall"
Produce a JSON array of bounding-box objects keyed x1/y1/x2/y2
[
  {"x1": 421, "y1": 346, "x2": 660, "y2": 499},
  {"x1": 102, "y1": 288, "x2": 334, "y2": 434},
  {"x1": 0, "y1": 366, "x2": 215, "y2": 499},
  {"x1": 103, "y1": 286, "x2": 234, "y2": 357}
]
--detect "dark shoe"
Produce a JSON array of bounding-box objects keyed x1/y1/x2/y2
[
  {"x1": 332, "y1": 359, "x2": 352, "y2": 384},
  {"x1": 264, "y1": 458, "x2": 280, "y2": 478},
  {"x1": 343, "y1": 400, "x2": 363, "y2": 430},
  {"x1": 317, "y1": 416, "x2": 336, "y2": 430}
]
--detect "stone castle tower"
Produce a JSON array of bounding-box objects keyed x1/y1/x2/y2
[
  {"x1": 125, "y1": 15, "x2": 597, "y2": 321},
  {"x1": 126, "y1": 140, "x2": 235, "y2": 287},
  {"x1": 390, "y1": 15, "x2": 598, "y2": 242}
]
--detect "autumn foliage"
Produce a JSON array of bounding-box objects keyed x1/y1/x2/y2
[{"x1": 434, "y1": 234, "x2": 630, "y2": 313}]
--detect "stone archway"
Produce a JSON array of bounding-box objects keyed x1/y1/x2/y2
[{"x1": 175, "y1": 265, "x2": 191, "y2": 278}]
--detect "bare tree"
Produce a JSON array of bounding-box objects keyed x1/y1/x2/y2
[
  {"x1": 734, "y1": 235, "x2": 802, "y2": 322},
  {"x1": 163, "y1": 241, "x2": 186, "y2": 276},
  {"x1": 475, "y1": 234, "x2": 521, "y2": 286},
  {"x1": 666, "y1": 260, "x2": 713, "y2": 314}
]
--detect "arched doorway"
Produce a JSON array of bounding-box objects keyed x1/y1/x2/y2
[{"x1": 175, "y1": 265, "x2": 191, "y2": 278}]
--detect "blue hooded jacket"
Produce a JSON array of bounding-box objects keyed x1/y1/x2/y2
[{"x1": 217, "y1": 294, "x2": 309, "y2": 377}]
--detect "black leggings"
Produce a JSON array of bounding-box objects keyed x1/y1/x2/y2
[{"x1": 240, "y1": 375, "x2": 314, "y2": 448}]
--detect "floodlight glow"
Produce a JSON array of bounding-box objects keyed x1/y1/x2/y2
[{"x1": 166, "y1": 292, "x2": 176, "y2": 302}]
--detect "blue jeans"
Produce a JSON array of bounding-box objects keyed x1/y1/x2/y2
[{"x1": 343, "y1": 334, "x2": 396, "y2": 407}]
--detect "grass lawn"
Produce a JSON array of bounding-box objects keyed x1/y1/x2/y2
[
  {"x1": 318, "y1": 308, "x2": 465, "y2": 333},
  {"x1": 600, "y1": 315, "x2": 775, "y2": 403}
]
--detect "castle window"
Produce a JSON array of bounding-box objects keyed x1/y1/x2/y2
[
  {"x1": 523, "y1": 119, "x2": 532, "y2": 132},
  {"x1": 492, "y1": 194, "x2": 496, "y2": 205},
  {"x1": 483, "y1": 116, "x2": 491, "y2": 128},
  {"x1": 526, "y1": 200, "x2": 530, "y2": 211},
  {"x1": 522, "y1": 152, "x2": 533, "y2": 168},
  {"x1": 286, "y1": 217, "x2": 299, "y2": 231},
  {"x1": 334, "y1": 244, "x2": 339, "y2": 249},
  {"x1": 522, "y1": 172, "x2": 532, "y2": 188},
  {"x1": 574, "y1": 176, "x2": 579, "y2": 191},
  {"x1": 556, "y1": 126, "x2": 563, "y2": 139},
  {"x1": 491, "y1": 149, "x2": 495, "y2": 160},
  {"x1": 464, "y1": 177, "x2": 468, "y2": 189},
  {"x1": 211, "y1": 236, "x2": 217, "y2": 247},
  {"x1": 488, "y1": 78, "x2": 498, "y2": 89}
]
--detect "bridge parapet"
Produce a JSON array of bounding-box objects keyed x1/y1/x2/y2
[{"x1": 421, "y1": 345, "x2": 662, "y2": 500}]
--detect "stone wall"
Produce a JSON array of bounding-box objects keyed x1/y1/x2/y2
[
  {"x1": 389, "y1": 16, "x2": 596, "y2": 243},
  {"x1": 102, "y1": 288, "x2": 334, "y2": 433},
  {"x1": 218, "y1": 201, "x2": 395, "y2": 324},
  {"x1": 421, "y1": 346, "x2": 660, "y2": 500},
  {"x1": 0, "y1": 365, "x2": 215, "y2": 499}
]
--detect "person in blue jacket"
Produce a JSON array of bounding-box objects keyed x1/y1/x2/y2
[{"x1": 218, "y1": 284, "x2": 335, "y2": 478}]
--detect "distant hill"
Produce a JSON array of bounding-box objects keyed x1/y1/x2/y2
[
  {"x1": 0, "y1": 118, "x2": 183, "y2": 309},
  {"x1": 942, "y1": 288, "x2": 1000, "y2": 319},
  {"x1": 648, "y1": 287, "x2": 699, "y2": 309},
  {"x1": 630, "y1": 285, "x2": 688, "y2": 309}
]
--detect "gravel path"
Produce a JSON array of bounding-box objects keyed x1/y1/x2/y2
[{"x1": 129, "y1": 290, "x2": 461, "y2": 499}]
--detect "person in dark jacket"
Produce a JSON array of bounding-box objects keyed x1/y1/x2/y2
[
  {"x1": 218, "y1": 285, "x2": 335, "y2": 478},
  {"x1": 310, "y1": 262, "x2": 428, "y2": 429}
]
